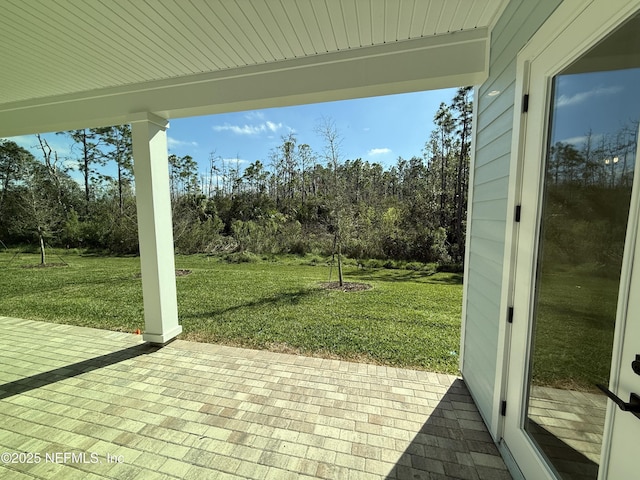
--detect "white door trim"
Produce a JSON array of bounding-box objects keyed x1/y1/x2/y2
[
  {"x1": 603, "y1": 122, "x2": 640, "y2": 478},
  {"x1": 497, "y1": 1, "x2": 640, "y2": 479}
]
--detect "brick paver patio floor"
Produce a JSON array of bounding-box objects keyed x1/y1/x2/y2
[{"x1": 0, "y1": 316, "x2": 511, "y2": 480}]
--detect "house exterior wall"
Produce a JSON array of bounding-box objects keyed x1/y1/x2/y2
[{"x1": 462, "y1": 0, "x2": 562, "y2": 434}]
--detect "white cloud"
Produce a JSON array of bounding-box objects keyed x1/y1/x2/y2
[
  {"x1": 559, "y1": 133, "x2": 603, "y2": 147},
  {"x1": 244, "y1": 111, "x2": 265, "y2": 120},
  {"x1": 212, "y1": 121, "x2": 285, "y2": 136},
  {"x1": 560, "y1": 135, "x2": 588, "y2": 145},
  {"x1": 368, "y1": 147, "x2": 392, "y2": 156},
  {"x1": 200, "y1": 173, "x2": 224, "y2": 186},
  {"x1": 62, "y1": 159, "x2": 77, "y2": 170},
  {"x1": 556, "y1": 86, "x2": 623, "y2": 107},
  {"x1": 222, "y1": 158, "x2": 249, "y2": 165},
  {"x1": 265, "y1": 121, "x2": 281, "y2": 132},
  {"x1": 167, "y1": 137, "x2": 198, "y2": 149}
]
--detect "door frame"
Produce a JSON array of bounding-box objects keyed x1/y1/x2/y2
[{"x1": 497, "y1": 1, "x2": 640, "y2": 478}]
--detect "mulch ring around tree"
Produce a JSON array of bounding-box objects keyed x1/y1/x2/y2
[
  {"x1": 21, "y1": 263, "x2": 67, "y2": 269},
  {"x1": 319, "y1": 281, "x2": 372, "y2": 292}
]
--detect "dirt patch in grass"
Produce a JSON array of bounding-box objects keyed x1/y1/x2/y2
[{"x1": 319, "y1": 281, "x2": 372, "y2": 292}]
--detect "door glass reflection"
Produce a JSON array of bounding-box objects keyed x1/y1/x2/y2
[{"x1": 524, "y1": 13, "x2": 640, "y2": 480}]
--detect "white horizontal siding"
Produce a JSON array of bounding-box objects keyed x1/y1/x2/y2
[
  {"x1": 463, "y1": 0, "x2": 561, "y2": 434},
  {"x1": 475, "y1": 104, "x2": 517, "y2": 153},
  {"x1": 472, "y1": 177, "x2": 510, "y2": 204},
  {"x1": 473, "y1": 154, "x2": 511, "y2": 184},
  {"x1": 468, "y1": 219, "x2": 509, "y2": 245},
  {"x1": 469, "y1": 198, "x2": 508, "y2": 222}
]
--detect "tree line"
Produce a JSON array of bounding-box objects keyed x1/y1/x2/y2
[
  {"x1": 0, "y1": 88, "x2": 473, "y2": 267},
  {"x1": 543, "y1": 122, "x2": 639, "y2": 273}
]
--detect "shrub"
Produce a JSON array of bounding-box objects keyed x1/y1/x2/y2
[
  {"x1": 437, "y1": 262, "x2": 464, "y2": 273},
  {"x1": 363, "y1": 259, "x2": 384, "y2": 269},
  {"x1": 174, "y1": 216, "x2": 224, "y2": 254},
  {"x1": 405, "y1": 261, "x2": 423, "y2": 271},
  {"x1": 222, "y1": 252, "x2": 260, "y2": 263},
  {"x1": 304, "y1": 254, "x2": 326, "y2": 266}
]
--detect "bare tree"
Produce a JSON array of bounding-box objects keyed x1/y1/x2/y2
[
  {"x1": 316, "y1": 117, "x2": 346, "y2": 286},
  {"x1": 16, "y1": 163, "x2": 62, "y2": 264},
  {"x1": 36, "y1": 134, "x2": 67, "y2": 211}
]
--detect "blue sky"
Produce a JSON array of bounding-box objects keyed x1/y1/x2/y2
[
  {"x1": 167, "y1": 88, "x2": 457, "y2": 171},
  {"x1": 552, "y1": 68, "x2": 640, "y2": 147},
  {"x1": 8, "y1": 89, "x2": 457, "y2": 177}
]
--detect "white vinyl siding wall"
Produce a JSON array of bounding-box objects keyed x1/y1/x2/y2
[{"x1": 462, "y1": 0, "x2": 562, "y2": 433}]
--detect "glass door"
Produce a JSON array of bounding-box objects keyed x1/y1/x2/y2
[
  {"x1": 524, "y1": 60, "x2": 640, "y2": 480},
  {"x1": 504, "y1": 7, "x2": 640, "y2": 480}
]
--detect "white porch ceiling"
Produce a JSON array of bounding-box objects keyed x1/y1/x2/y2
[{"x1": 0, "y1": 0, "x2": 507, "y2": 136}]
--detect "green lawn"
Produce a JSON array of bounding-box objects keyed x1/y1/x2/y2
[
  {"x1": 530, "y1": 270, "x2": 617, "y2": 391},
  {"x1": 0, "y1": 251, "x2": 463, "y2": 373}
]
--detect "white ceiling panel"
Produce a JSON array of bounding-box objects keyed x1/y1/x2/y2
[
  {"x1": 370, "y1": 1, "x2": 386, "y2": 44},
  {"x1": 447, "y1": 2, "x2": 469, "y2": 31},
  {"x1": 397, "y1": 0, "x2": 416, "y2": 41},
  {"x1": 326, "y1": 1, "x2": 350, "y2": 49},
  {"x1": 355, "y1": 0, "x2": 374, "y2": 46},
  {"x1": 462, "y1": 1, "x2": 493, "y2": 30},
  {"x1": 316, "y1": 1, "x2": 340, "y2": 52},
  {"x1": 384, "y1": 0, "x2": 401, "y2": 42},
  {"x1": 422, "y1": 1, "x2": 445, "y2": 36},
  {"x1": 0, "y1": 0, "x2": 507, "y2": 109},
  {"x1": 340, "y1": 0, "x2": 361, "y2": 47}
]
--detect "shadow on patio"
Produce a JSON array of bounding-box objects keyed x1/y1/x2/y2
[{"x1": 0, "y1": 316, "x2": 510, "y2": 480}]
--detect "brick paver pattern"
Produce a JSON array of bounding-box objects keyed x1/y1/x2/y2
[{"x1": 0, "y1": 316, "x2": 511, "y2": 480}]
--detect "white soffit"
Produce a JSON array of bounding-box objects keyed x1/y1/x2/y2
[{"x1": 0, "y1": 0, "x2": 506, "y2": 135}]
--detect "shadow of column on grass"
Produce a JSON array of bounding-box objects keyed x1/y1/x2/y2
[
  {"x1": 0, "y1": 343, "x2": 159, "y2": 400},
  {"x1": 386, "y1": 379, "x2": 512, "y2": 480},
  {"x1": 181, "y1": 288, "x2": 320, "y2": 319}
]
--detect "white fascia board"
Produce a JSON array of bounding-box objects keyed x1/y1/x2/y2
[{"x1": 0, "y1": 28, "x2": 488, "y2": 136}]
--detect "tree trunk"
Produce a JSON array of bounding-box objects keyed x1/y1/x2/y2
[
  {"x1": 440, "y1": 136, "x2": 447, "y2": 229},
  {"x1": 118, "y1": 163, "x2": 124, "y2": 216},
  {"x1": 0, "y1": 175, "x2": 8, "y2": 214},
  {"x1": 337, "y1": 235, "x2": 343, "y2": 287},
  {"x1": 83, "y1": 131, "x2": 90, "y2": 215},
  {"x1": 39, "y1": 233, "x2": 46, "y2": 265}
]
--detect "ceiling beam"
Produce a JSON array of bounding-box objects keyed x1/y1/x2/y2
[{"x1": 0, "y1": 28, "x2": 488, "y2": 137}]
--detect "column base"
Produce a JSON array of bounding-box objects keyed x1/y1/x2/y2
[{"x1": 143, "y1": 325, "x2": 183, "y2": 346}]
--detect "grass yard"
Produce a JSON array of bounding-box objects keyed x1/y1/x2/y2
[
  {"x1": 0, "y1": 251, "x2": 463, "y2": 373},
  {"x1": 530, "y1": 269, "x2": 618, "y2": 391}
]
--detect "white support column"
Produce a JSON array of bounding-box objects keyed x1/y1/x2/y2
[{"x1": 130, "y1": 112, "x2": 182, "y2": 344}]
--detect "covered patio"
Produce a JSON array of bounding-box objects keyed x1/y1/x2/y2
[
  {"x1": 0, "y1": 316, "x2": 510, "y2": 479},
  {"x1": 0, "y1": 0, "x2": 499, "y2": 350},
  {"x1": 9, "y1": 1, "x2": 626, "y2": 478}
]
